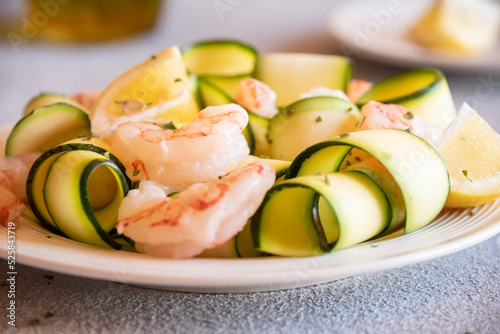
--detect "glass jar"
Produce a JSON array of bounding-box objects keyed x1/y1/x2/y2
[{"x1": 26, "y1": 0, "x2": 163, "y2": 42}]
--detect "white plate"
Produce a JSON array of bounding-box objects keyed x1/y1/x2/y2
[
  {"x1": 2, "y1": 200, "x2": 500, "y2": 293},
  {"x1": 327, "y1": 0, "x2": 500, "y2": 73}
]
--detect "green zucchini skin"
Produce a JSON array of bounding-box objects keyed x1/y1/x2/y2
[
  {"x1": 357, "y1": 68, "x2": 442, "y2": 105},
  {"x1": 22, "y1": 92, "x2": 90, "y2": 117},
  {"x1": 247, "y1": 113, "x2": 270, "y2": 157},
  {"x1": 181, "y1": 41, "x2": 261, "y2": 156},
  {"x1": 284, "y1": 129, "x2": 450, "y2": 234},
  {"x1": 356, "y1": 68, "x2": 456, "y2": 129},
  {"x1": 194, "y1": 77, "x2": 257, "y2": 155},
  {"x1": 197, "y1": 76, "x2": 234, "y2": 108},
  {"x1": 26, "y1": 143, "x2": 131, "y2": 248},
  {"x1": 182, "y1": 39, "x2": 258, "y2": 77},
  {"x1": 251, "y1": 171, "x2": 390, "y2": 257},
  {"x1": 42, "y1": 154, "x2": 127, "y2": 249},
  {"x1": 252, "y1": 129, "x2": 449, "y2": 257},
  {"x1": 81, "y1": 159, "x2": 129, "y2": 248},
  {"x1": 5, "y1": 103, "x2": 91, "y2": 156},
  {"x1": 268, "y1": 96, "x2": 360, "y2": 161}
]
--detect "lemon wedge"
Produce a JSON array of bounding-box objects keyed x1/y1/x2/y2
[
  {"x1": 435, "y1": 103, "x2": 500, "y2": 208},
  {"x1": 91, "y1": 45, "x2": 199, "y2": 136},
  {"x1": 408, "y1": 0, "x2": 500, "y2": 55}
]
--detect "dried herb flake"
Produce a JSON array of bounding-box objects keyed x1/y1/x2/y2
[{"x1": 461, "y1": 169, "x2": 473, "y2": 182}]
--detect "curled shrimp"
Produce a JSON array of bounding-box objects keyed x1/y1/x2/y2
[
  {"x1": 234, "y1": 78, "x2": 279, "y2": 119},
  {"x1": 70, "y1": 89, "x2": 102, "y2": 111},
  {"x1": 115, "y1": 161, "x2": 276, "y2": 259},
  {"x1": 347, "y1": 79, "x2": 373, "y2": 103},
  {"x1": 105, "y1": 103, "x2": 250, "y2": 192},
  {"x1": 299, "y1": 87, "x2": 350, "y2": 101},
  {"x1": 0, "y1": 153, "x2": 39, "y2": 226},
  {"x1": 357, "y1": 101, "x2": 443, "y2": 145}
]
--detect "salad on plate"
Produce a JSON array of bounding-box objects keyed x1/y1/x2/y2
[{"x1": 2, "y1": 39, "x2": 500, "y2": 261}]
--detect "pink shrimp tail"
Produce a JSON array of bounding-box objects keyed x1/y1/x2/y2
[
  {"x1": 0, "y1": 153, "x2": 39, "y2": 226},
  {"x1": 70, "y1": 89, "x2": 102, "y2": 110},
  {"x1": 358, "y1": 101, "x2": 443, "y2": 144},
  {"x1": 0, "y1": 186, "x2": 25, "y2": 227},
  {"x1": 235, "y1": 78, "x2": 278, "y2": 118},
  {"x1": 347, "y1": 79, "x2": 373, "y2": 103},
  {"x1": 358, "y1": 101, "x2": 413, "y2": 132}
]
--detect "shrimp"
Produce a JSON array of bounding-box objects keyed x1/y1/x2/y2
[
  {"x1": 105, "y1": 103, "x2": 250, "y2": 192},
  {"x1": 299, "y1": 87, "x2": 350, "y2": 101},
  {"x1": 115, "y1": 161, "x2": 276, "y2": 259},
  {"x1": 0, "y1": 187, "x2": 24, "y2": 227},
  {"x1": 347, "y1": 79, "x2": 373, "y2": 103},
  {"x1": 70, "y1": 89, "x2": 102, "y2": 111},
  {"x1": 0, "y1": 153, "x2": 39, "y2": 226},
  {"x1": 234, "y1": 78, "x2": 279, "y2": 119},
  {"x1": 357, "y1": 101, "x2": 443, "y2": 145}
]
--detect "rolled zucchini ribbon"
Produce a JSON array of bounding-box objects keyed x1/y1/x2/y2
[{"x1": 251, "y1": 129, "x2": 450, "y2": 257}]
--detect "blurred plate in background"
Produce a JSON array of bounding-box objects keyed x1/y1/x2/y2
[{"x1": 327, "y1": 0, "x2": 500, "y2": 73}]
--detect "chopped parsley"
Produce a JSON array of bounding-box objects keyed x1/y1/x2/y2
[
  {"x1": 357, "y1": 116, "x2": 366, "y2": 128},
  {"x1": 461, "y1": 169, "x2": 473, "y2": 182},
  {"x1": 162, "y1": 121, "x2": 177, "y2": 130}
]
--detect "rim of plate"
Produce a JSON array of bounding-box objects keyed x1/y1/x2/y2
[{"x1": 2, "y1": 200, "x2": 500, "y2": 293}]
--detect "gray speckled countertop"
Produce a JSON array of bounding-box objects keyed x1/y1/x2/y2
[{"x1": 1, "y1": 1, "x2": 500, "y2": 333}]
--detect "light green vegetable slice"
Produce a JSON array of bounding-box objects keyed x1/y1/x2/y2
[
  {"x1": 357, "y1": 68, "x2": 456, "y2": 129},
  {"x1": 251, "y1": 171, "x2": 390, "y2": 257},
  {"x1": 287, "y1": 129, "x2": 450, "y2": 233},
  {"x1": 255, "y1": 52, "x2": 352, "y2": 107},
  {"x1": 5, "y1": 103, "x2": 91, "y2": 156}
]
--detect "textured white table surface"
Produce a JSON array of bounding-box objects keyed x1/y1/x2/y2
[{"x1": 1, "y1": 1, "x2": 500, "y2": 333}]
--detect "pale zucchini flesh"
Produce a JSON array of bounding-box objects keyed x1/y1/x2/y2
[
  {"x1": 251, "y1": 171, "x2": 390, "y2": 256},
  {"x1": 23, "y1": 93, "x2": 90, "y2": 117},
  {"x1": 268, "y1": 96, "x2": 361, "y2": 161},
  {"x1": 182, "y1": 40, "x2": 257, "y2": 76},
  {"x1": 43, "y1": 151, "x2": 128, "y2": 248},
  {"x1": 255, "y1": 53, "x2": 352, "y2": 107},
  {"x1": 286, "y1": 129, "x2": 450, "y2": 233},
  {"x1": 357, "y1": 68, "x2": 456, "y2": 129},
  {"x1": 5, "y1": 103, "x2": 91, "y2": 156},
  {"x1": 26, "y1": 143, "x2": 130, "y2": 241}
]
